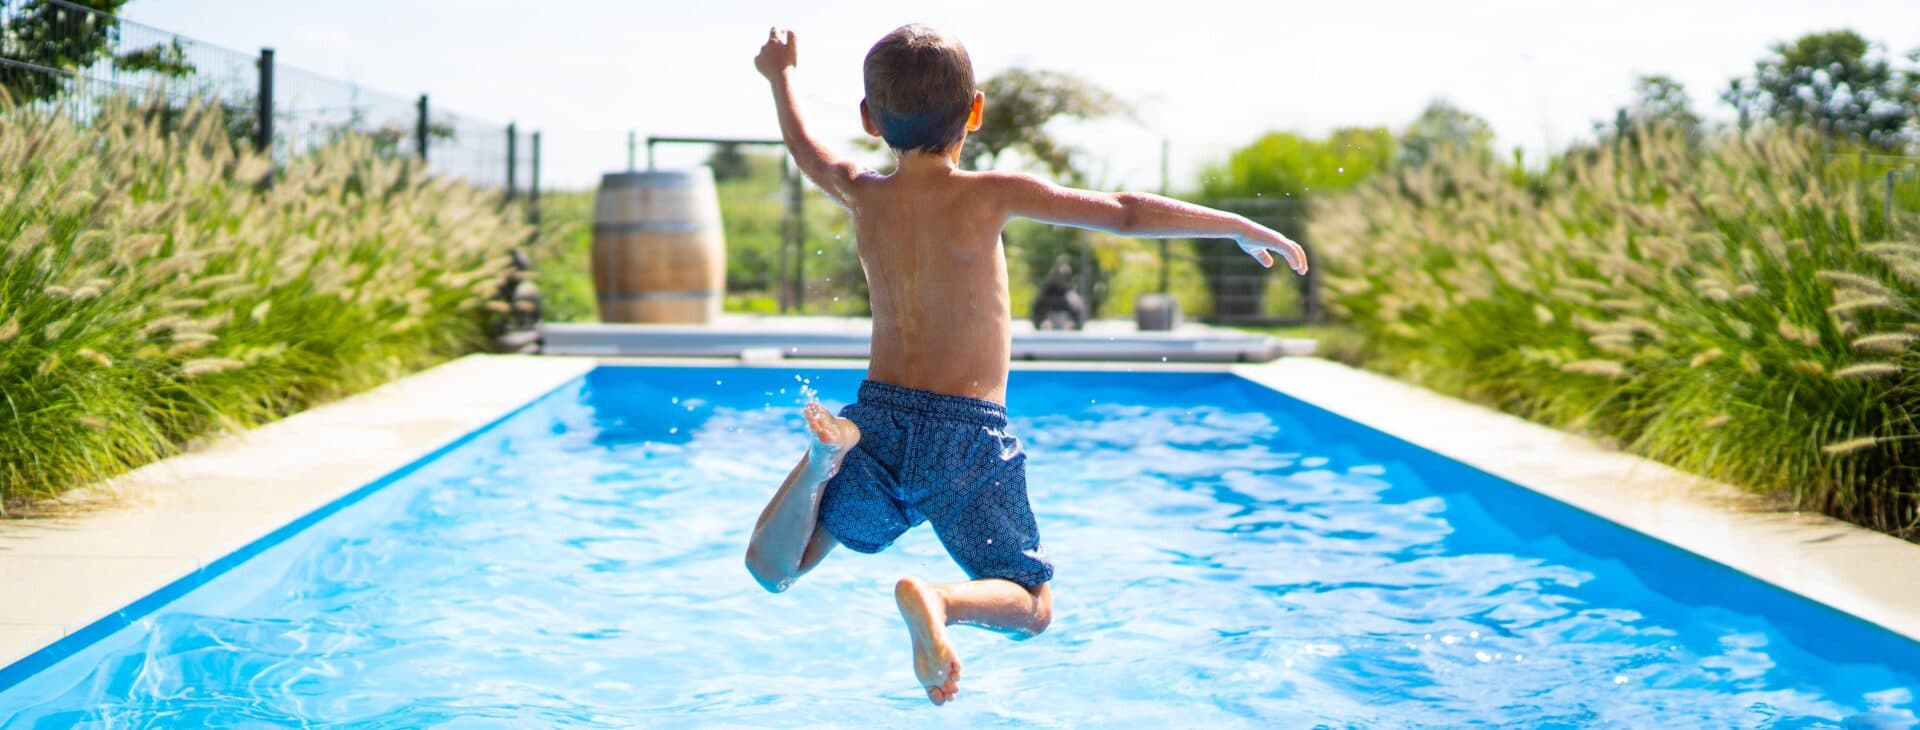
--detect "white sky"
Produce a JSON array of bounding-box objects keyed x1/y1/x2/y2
[{"x1": 123, "y1": 0, "x2": 1920, "y2": 191}]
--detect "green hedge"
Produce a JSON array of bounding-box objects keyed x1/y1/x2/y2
[
  {"x1": 1313, "y1": 127, "x2": 1919, "y2": 537},
  {"x1": 0, "y1": 99, "x2": 528, "y2": 508}
]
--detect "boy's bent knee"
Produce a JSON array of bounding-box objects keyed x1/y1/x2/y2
[
  {"x1": 744, "y1": 547, "x2": 795, "y2": 593},
  {"x1": 1024, "y1": 583, "x2": 1053, "y2": 637}
]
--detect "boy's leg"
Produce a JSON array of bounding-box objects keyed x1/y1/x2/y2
[
  {"x1": 743, "y1": 402, "x2": 858, "y2": 592},
  {"x1": 894, "y1": 576, "x2": 1053, "y2": 705}
]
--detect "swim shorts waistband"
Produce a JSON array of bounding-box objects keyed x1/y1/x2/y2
[{"x1": 856, "y1": 380, "x2": 1007, "y2": 428}]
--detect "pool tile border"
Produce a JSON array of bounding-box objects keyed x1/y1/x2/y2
[
  {"x1": 0, "y1": 354, "x2": 595, "y2": 677},
  {"x1": 1232, "y1": 357, "x2": 1920, "y2": 643}
]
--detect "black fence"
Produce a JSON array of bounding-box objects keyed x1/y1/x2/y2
[{"x1": 0, "y1": 0, "x2": 536, "y2": 196}]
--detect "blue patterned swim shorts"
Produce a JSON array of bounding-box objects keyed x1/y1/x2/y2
[{"x1": 818, "y1": 380, "x2": 1053, "y2": 588}]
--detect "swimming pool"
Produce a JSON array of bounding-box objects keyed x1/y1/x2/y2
[{"x1": 1, "y1": 365, "x2": 1916, "y2": 727}]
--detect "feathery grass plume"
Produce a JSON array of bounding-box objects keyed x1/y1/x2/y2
[
  {"x1": 1703, "y1": 414, "x2": 1731, "y2": 429},
  {"x1": 1690, "y1": 348, "x2": 1723, "y2": 368},
  {"x1": 1864, "y1": 242, "x2": 1920, "y2": 286},
  {"x1": 75, "y1": 348, "x2": 112, "y2": 368},
  {"x1": 1828, "y1": 295, "x2": 1902, "y2": 317},
  {"x1": 1822, "y1": 437, "x2": 1882, "y2": 456},
  {"x1": 1561, "y1": 359, "x2": 1626, "y2": 378},
  {"x1": 1777, "y1": 318, "x2": 1821, "y2": 347},
  {"x1": 0, "y1": 316, "x2": 18, "y2": 343},
  {"x1": 1816, "y1": 270, "x2": 1898, "y2": 299},
  {"x1": 1834, "y1": 362, "x2": 1901, "y2": 380},
  {"x1": 179, "y1": 358, "x2": 244, "y2": 377},
  {"x1": 1791, "y1": 360, "x2": 1826, "y2": 376},
  {"x1": 1852, "y1": 332, "x2": 1916, "y2": 353}
]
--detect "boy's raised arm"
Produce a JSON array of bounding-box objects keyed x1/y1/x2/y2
[
  {"x1": 995, "y1": 172, "x2": 1308, "y2": 274},
  {"x1": 756, "y1": 28, "x2": 865, "y2": 205}
]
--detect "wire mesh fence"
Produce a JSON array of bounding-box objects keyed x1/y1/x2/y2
[
  {"x1": 0, "y1": 0, "x2": 530, "y2": 193},
  {"x1": 1884, "y1": 167, "x2": 1920, "y2": 242}
]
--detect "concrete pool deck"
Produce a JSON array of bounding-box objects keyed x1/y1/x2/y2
[
  {"x1": 2, "y1": 353, "x2": 1917, "y2": 675},
  {"x1": 540, "y1": 315, "x2": 1317, "y2": 362}
]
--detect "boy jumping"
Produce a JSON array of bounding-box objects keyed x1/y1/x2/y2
[{"x1": 743, "y1": 24, "x2": 1308, "y2": 706}]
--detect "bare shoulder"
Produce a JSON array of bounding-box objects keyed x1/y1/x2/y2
[
  {"x1": 829, "y1": 163, "x2": 886, "y2": 207},
  {"x1": 965, "y1": 170, "x2": 1064, "y2": 210}
]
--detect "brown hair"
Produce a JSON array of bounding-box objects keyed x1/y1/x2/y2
[{"x1": 863, "y1": 24, "x2": 975, "y2": 154}]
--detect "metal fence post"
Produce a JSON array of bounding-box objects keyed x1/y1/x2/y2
[
  {"x1": 252, "y1": 47, "x2": 275, "y2": 189},
  {"x1": 530, "y1": 131, "x2": 542, "y2": 228},
  {"x1": 776, "y1": 157, "x2": 793, "y2": 313},
  {"x1": 415, "y1": 94, "x2": 429, "y2": 162},
  {"x1": 254, "y1": 48, "x2": 274, "y2": 155},
  {"x1": 789, "y1": 166, "x2": 806, "y2": 312},
  {"x1": 505, "y1": 122, "x2": 517, "y2": 200},
  {"x1": 1891, "y1": 170, "x2": 1900, "y2": 235},
  {"x1": 1158, "y1": 138, "x2": 1171, "y2": 295}
]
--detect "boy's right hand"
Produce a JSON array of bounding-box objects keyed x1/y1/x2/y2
[
  {"x1": 1238, "y1": 229, "x2": 1309, "y2": 275},
  {"x1": 755, "y1": 27, "x2": 798, "y2": 81}
]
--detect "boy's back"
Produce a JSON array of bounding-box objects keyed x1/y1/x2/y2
[{"x1": 849, "y1": 166, "x2": 1014, "y2": 403}]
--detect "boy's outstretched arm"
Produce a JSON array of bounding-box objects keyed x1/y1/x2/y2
[
  {"x1": 994, "y1": 172, "x2": 1309, "y2": 273},
  {"x1": 755, "y1": 27, "x2": 865, "y2": 205}
]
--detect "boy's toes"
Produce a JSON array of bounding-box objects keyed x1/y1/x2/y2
[{"x1": 926, "y1": 686, "x2": 946, "y2": 705}]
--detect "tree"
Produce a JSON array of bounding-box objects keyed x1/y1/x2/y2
[
  {"x1": 1398, "y1": 99, "x2": 1494, "y2": 168},
  {"x1": 1721, "y1": 29, "x2": 1917, "y2": 149},
  {"x1": 1198, "y1": 127, "x2": 1395, "y2": 199},
  {"x1": 1600, "y1": 75, "x2": 1702, "y2": 143},
  {"x1": 960, "y1": 67, "x2": 1132, "y2": 185},
  {"x1": 1191, "y1": 127, "x2": 1395, "y2": 321},
  {"x1": 1, "y1": 0, "x2": 132, "y2": 103}
]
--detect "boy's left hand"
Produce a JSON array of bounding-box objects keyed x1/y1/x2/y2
[
  {"x1": 1238, "y1": 230, "x2": 1309, "y2": 275},
  {"x1": 755, "y1": 27, "x2": 798, "y2": 80}
]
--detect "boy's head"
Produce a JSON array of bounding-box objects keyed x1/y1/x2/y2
[{"x1": 861, "y1": 24, "x2": 982, "y2": 156}]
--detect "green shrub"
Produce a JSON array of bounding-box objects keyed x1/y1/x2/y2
[
  {"x1": 1313, "y1": 126, "x2": 1919, "y2": 537},
  {"x1": 0, "y1": 98, "x2": 528, "y2": 508},
  {"x1": 530, "y1": 189, "x2": 597, "y2": 322}
]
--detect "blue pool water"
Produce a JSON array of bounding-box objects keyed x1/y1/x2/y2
[{"x1": 1, "y1": 366, "x2": 1917, "y2": 727}]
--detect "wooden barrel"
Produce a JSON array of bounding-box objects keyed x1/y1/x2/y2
[{"x1": 591, "y1": 169, "x2": 725, "y2": 324}]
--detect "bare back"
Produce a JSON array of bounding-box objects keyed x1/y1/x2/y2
[{"x1": 844, "y1": 165, "x2": 1013, "y2": 403}]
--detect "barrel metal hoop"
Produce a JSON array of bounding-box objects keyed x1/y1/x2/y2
[
  {"x1": 600, "y1": 172, "x2": 705, "y2": 189},
  {"x1": 597, "y1": 290, "x2": 719, "y2": 302},
  {"x1": 592, "y1": 221, "x2": 709, "y2": 234}
]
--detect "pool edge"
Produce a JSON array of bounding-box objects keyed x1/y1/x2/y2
[
  {"x1": 1231, "y1": 357, "x2": 1920, "y2": 644},
  {"x1": 0, "y1": 354, "x2": 597, "y2": 687}
]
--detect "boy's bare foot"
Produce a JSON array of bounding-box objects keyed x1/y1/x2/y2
[
  {"x1": 895, "y1": 576, "x2": 962, "y2": 705},
  {"x1": 802, "y1": 401, "x2": 859, "y2": 477}
]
